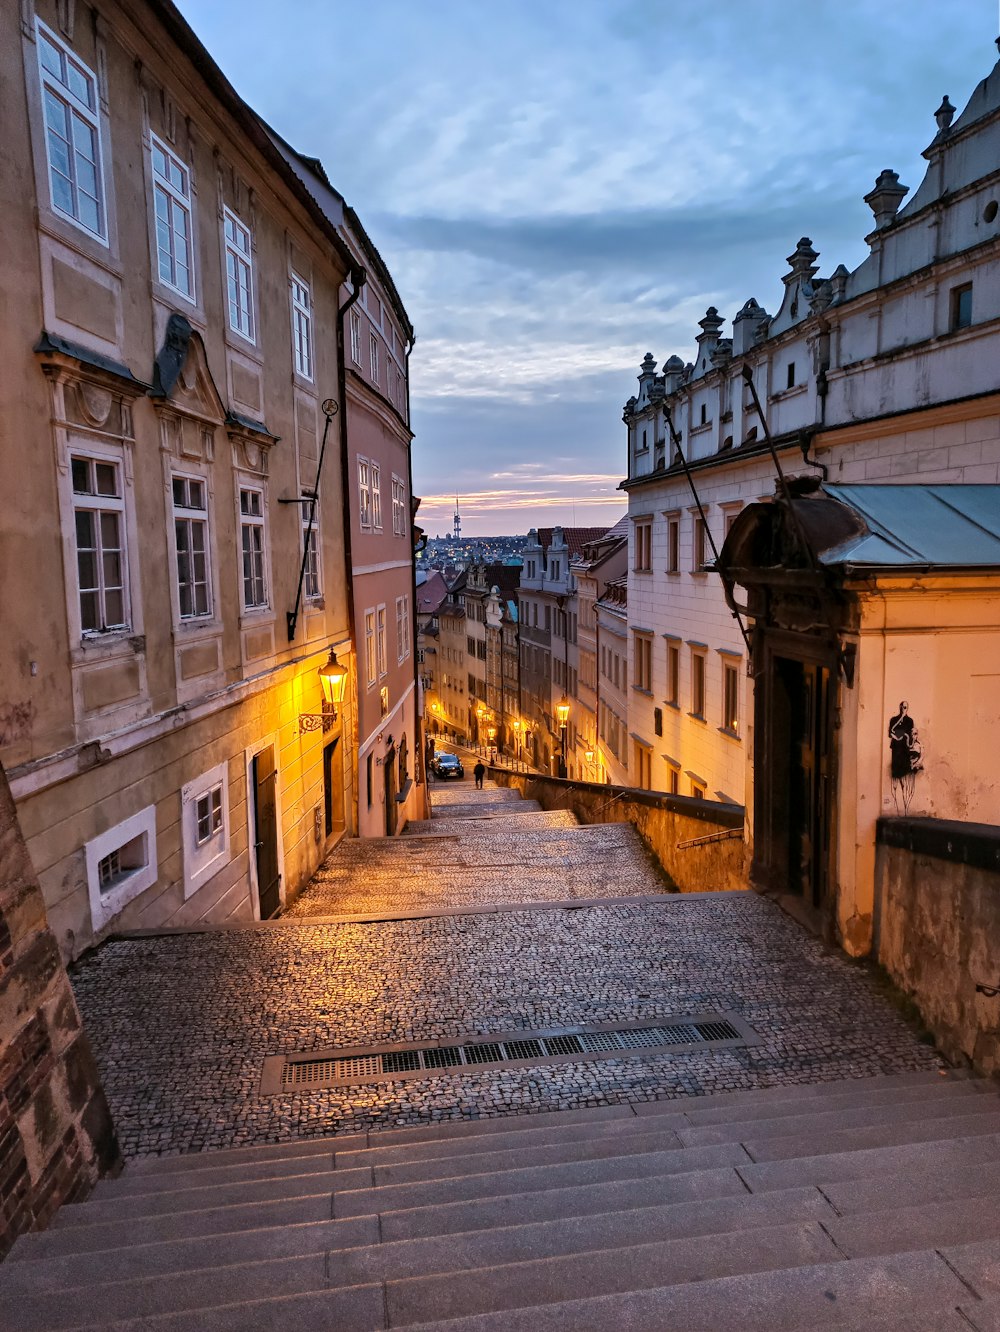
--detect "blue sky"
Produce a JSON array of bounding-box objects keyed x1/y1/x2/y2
[{"x1": 179, "y1": 0, "x2": 995, "y2": 536}]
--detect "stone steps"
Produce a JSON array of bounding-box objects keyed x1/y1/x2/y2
[{"x1": 5, "y1": 1073, "x2": 1000, "y2": 1329}]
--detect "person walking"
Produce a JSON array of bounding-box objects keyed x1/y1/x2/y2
[{"x1": 473, "y1": 760, "x2": 486, "y2": 790}]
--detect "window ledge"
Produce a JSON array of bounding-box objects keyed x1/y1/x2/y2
[
  {"x1": 663, "y1": 700, "x2": 681, "y2": 711},
  {"x1": 688, "y1": 711, "x2": 707, "y2": 723},
  {"x1": 632, "y1": 686, "x2": 654, "y2": 697},
  {"x1": 718, "y1": 725, "x2": 741, "y2": 741}
]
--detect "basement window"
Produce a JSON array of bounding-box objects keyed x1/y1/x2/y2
[{"x1": 85, "y1": 806, "x2": 158, "y2": 932}]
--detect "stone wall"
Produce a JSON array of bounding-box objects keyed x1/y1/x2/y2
[
  {"x1": 0, "y1": 764, "x2": 118, "y2": 1259},
  {"x1": 489, "y1": 769, "x2": 746, "y2": 893},
  {"x1": 875, "y1": 816, "x2": 1000, "y2": 1078}
]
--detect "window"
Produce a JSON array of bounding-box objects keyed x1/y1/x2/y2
[
  {"x1": 634, "y1": 743, "x2": 652, "y2": 789},
  {"x1": 71, "y1": 454, "x2": 127, "y2": 634},
  {"x1": 151, "y1": 134, "x2": 194, "y2": 299},
  {"x1": 380, "y1": 685, "x2": 389, "y2": 717},
  {"x1": 358, "y1": 457, "x2": 372, "y2": 528},
  {"x1": 699, "y1": 403, "x2": 707, "y2": 425},
  {"x1": 223, "y1": 208, "x2": 254, "y2": 341},
  {"x1": 724, "y1": 506, "x2": 742, "y2": 537},
  {"x1": 666, "y1": 642, "x2": 680, "y2": 707},
  {"x1": 366, "y1": 752, "x2": 373, "y2": 807},
  {"x1": 370, "y1": 332, "x2": 380, "y2": 382},
  {"x1": 786, "y1": 361, "x2": 796, "y2": 390},
  {"x1": 391, "y1": 474, "x2": 407, "y2": 536},
  {"x1": 376, "y1": 605, "x2": 387, "y2": 677},
  {"x1": 302, "y1": 506, "x2": 321, "y2": 598},
  {"x1": 36, "y1": 21, "x2": 105, "y2": 239},
  {"x1": 182, "y1": 761, "x2": 230, "y2": 899},
  {"x1": 693, "y1": 515, "x2": 709, "y2": 572},
  {"x1": 365, "y1": 609, "x2": 376, "y2": 686},
  {"x1": 84, "y1": 806, "x2": 158, "y2": 933},
  {"x1": 690, "y1": 777, "x2": 707, "y2": 800},
  {"x1": 634, "y1": 633, "x2": 653, "y2": 692},
  {"x1": 172, "y1": 475, "x2": 210, "y2": 619},
  {"x1": 290, "y1": 272, "x2": 313, "y2": 379},
  {"x1": 634, "y1": 519, "x2": 652, "y2": 572},
  {"x1": 371, "y1": 463, "x2": 382, "y2": 529},
  {"x1": 723, "y1": 660, "x2": 740, "y2": 735},
  {"x1": 666, "y1": 515, "x2": 680, "y2": 573},
  {"x1": 239, "y1": 487, "x2": 267, "y2": 609},
  {"x1": 691, "y1": 650, "x2": 706, "y2": 718},
  {"x1": 668, "y1": 765, "x2": 680, "y2": 795},
  {"x1": 350, "y1": 309, "x2": 362, "y2": 363},
  {"x1": 951, "y1": 283, "x2": 973, "y2": 331},
  {"x1": 551, "y1": 560, "x2": 560, "y2": 580},
  {"x1": 396, "y1": 595, "x2": 410, "y2": 662}
]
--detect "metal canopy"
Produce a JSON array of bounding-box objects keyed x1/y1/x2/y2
[{"x1": 813, "y1": 484, "x2": 1000, "y2": 570}]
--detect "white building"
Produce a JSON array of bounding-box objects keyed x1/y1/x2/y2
[{"x1": 623, "y1": 62, "x2": 1000, "y2": 810}]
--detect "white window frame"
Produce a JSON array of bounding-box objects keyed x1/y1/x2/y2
[
  {"x1": 223, "y1": 207, "x2": 255, "y2": 343},
  {"x1": 396, "y1": 594, "x2": 411, "y2": 663},
  {"x1": 371, "y1": 462, "x2": 382, "y2": 530},
  {"x1": 633, "y1": 632, "x2": 653, "y2": 692},
  {"x1": 70, "y1": 451, "x2": 130, "y2": 636},
  {"x1": 35, "y1": 19, "x2": 107, "y2": 242},
  {"x1": 370, "y1": 331, "x2": 380, "y2": 382},
  {"x1": 376, "y1": 604, "x2": 387, "y2": 678},
  {"x1": 392, "y1": 474, "x2": 406, "y2": 537},
  {"x1": 290, "y1": 271, "x2": 313, "y2": 380},
  {"x1": 691, "y1": 649, "x2": 707, "y2": 718},
  {"x1": 350, "y1": 309, "x2": 362, "y2": 364},
  {"x1": 150, "y1": 132, "x2": 195, "y2": 301},
  {"x1": 171, "y1": 472, "x2": 212, "y2": 620},
  {"x1": 182, "y1": 761, "x2": 231, "y2": 899},
  {"x1": 239, "y1": 484, "x2": 269, "y2": 611},
  {"x1": 302, "y1": 503, "x2": 321, "y2": 600},
  {"x1": 84, "y1": 805, "x2": 158, "y2": 933},
  {"x1": 633, "y1": 518, "x2": 652, "y2": 573},
  {"x1": 365, "y1": 608, "x2": 377, "y2": 686},
  {"x1": 358, "y1": 456, "x2": 372, "y2": 529}
]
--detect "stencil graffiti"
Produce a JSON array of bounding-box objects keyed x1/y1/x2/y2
[{"x1": 888, "y1": 700, "x2": 923, "y2": 814}]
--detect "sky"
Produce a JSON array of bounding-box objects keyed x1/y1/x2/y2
[{"x1": 178, "y1": 0, "x2": 996, "y2": 537}]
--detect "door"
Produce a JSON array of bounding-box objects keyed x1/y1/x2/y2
[
  {"x1": 322, "y1": 737, "x2": 342, "y2": 838},
  {"x1": 252, "y1": 745, "x2": 281, "y2": 919},
  {"x1": 384, "y1": 744, "x2": 398, "y2": 836}
]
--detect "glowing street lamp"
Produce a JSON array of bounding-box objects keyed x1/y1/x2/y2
[
  {"x1": 299, "y1": 647, "x2": 348, "y2": 733},
  {"x1": 556, "y1": 694, "x2": 569, "y2": 777}
]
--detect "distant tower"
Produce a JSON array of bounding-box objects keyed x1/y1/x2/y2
[{"x1": 453, "y1": 497, "x2": 461, "y2": 542}]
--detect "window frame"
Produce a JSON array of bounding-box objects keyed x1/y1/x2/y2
[
  {"x1": 633, "y1": 518, "x2": 653, "y2": 573},
  {"x1": 950, "y1": 282, "x2": 973, "y2": 331},
  {"x1": 71, "y1": 452, "x2": 130, "y2": 637},
  {"x1": 171, "y1": 472, "x2": 212, "y2": 621},
  {"x1": 181, "y1": 761, "x2": 231, "y2": 899},
  {"x1": 150, "y1": 132, "x2": 195, "y2": 302},
  {"x1": 290, "y1": 271, "x2": 313, "y2": 380},
  {"x1": 690, "y1": 649, "x2": 707, "y2": 720},
  {"x1": 84, "y1": 805, "x2": 158, "y2": 933},
  {"x1": 357, "y1": 456, "x2": 372, "y2": 529},
  {"x1": 665, "y1": 513, "x2": 680, "y2": 574},
  {"x1": 365, "y1": 608, "x2": 377, "y2": 687},
  {"x1": 238, "y1": 483, "x2": 269, "y2": 612},
  {"x1": 223, "y1": 206, "x2": 255, "y2": 343},
  {"x1": 665, "y1": 640, "x2": 680, "y2": 708},
  {"x1": 371, "y1": 462, "x2": 382, "y2": 530},
  {"x1": 376, "y1": 604, "x2": 387, "y2": 678},
  {"x1": 35, "y1": 19, "x2": 107, "y2": 243},
  {"x1": 396, "y1": 594, "x2": 411, "y2": 663},
  {"x1": 369, "y1": 331, "x2": 380, "y2": 382},
  {"x1": 722, "y1": 658, "x2": 741, "y2": 736},
  {"x1": 392, "y1": 474, "x2": 407, "y2": 537},
  {"x1": 350, "y1": 309, "x2": 362, "y2": 364},
  {"x1": 302, "y1": 503, "x2": 322, "y2": 600},
  {"x1": 633, "y1": 632, "x2": 653, "y2": 693}
]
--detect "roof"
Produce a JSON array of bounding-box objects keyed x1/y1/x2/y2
[
  {"x1": 537, "y1": 527, "x2": 613, "y2": 558},
  {"x1": 416, "y1": 570, "x2": 449, "y2": 615},
  {"x1": 573, "y1": 514, "x2": 630, "y2": 570},
  {"x1": 479, "y1": 563, "x2": 521, "y2": 594},
  {"x1": 597, "y1": 576, "x2": 628, "y2": 609},
  {"x1": 815, "y1": 484, "x2": 1000, "y2": 568}
]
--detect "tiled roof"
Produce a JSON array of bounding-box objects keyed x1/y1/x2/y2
[
  {"x1": 597, "y1": 576, "x2": 628, "y2": 609},
  {"x1": 416, "y1": 570, "x2": 449, "y2": 614},
  {"x1": 537, "y1": 527, "x2": 613, "y2": 557}
]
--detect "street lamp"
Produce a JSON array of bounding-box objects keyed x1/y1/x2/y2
[
  {"x1": 299, "y1": 647, "x2": 348, "y2": 733},
  {"x1": 556, "y1": 694, "x2": 569, "y2": 778}
]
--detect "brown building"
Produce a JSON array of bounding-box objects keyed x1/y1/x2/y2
[{"x1": 0, "y1": 0, "x2": 414, "y2": 956}]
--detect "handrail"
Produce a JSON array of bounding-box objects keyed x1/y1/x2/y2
[{"x1": 676, "y1": 827, "x2": 744, "y2": 850}]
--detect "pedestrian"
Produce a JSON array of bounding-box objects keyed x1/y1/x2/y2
[{"x1": 473, "y1": 760, "x2": 485, "y2": 790}]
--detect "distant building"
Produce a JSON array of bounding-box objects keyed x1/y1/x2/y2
[
  {"x1": 571, "y1": 520, "x2": 630, "y2": 784},
  {"x1": 595, "y1": 577, "x2": 630, "y2": 787}
]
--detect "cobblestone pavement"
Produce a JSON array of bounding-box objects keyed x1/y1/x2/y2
[{"x1": 72, "y1": 891, "x2": 942, "y2": 1158}]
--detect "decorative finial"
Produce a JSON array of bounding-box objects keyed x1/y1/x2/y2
[
  {"x1": 864, "y1": 169, "x2": 908, "y2": 229},
  {"x1": 934, "y1": 96, "x2": 956, "y2": 133}
]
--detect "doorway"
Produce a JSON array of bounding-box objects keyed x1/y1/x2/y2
[
  {"x1": 755, "y1": 646, "x2": 835, "y2": 913},
  {"x1": 384, "y1": 743, "x2": 398, "y2": 836},
  {"x1": 322, "y1": 736, "x2": 343, "y2": 839},
  {"x1": 252, "y1": 744, "x2": 281, "y2": 919}
]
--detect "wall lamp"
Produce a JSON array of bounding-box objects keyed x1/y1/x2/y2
[{"x1": 299, "y1": 648, "x2": 348, "y2": 734}]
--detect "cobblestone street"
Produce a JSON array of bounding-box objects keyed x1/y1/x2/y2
[{"x1": 70, "y1": 779, "x2": 942, "y2": 1158}]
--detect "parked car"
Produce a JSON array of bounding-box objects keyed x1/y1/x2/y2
[{"x1": 433, "y1": 753, "x2": 464, "y2": 779}]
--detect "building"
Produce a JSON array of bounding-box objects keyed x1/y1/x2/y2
[
  {"x1": 460, "y1": 564, "x2": 491, "y2": 740},
  {"x1": 431, "y1": 579, "x2": 468, "y2": 742},
  {"x1": 483, "y1": 566, "x2": 521, "y2": 753},
  {"x1": 595, "y1": 576, "x2": 630, "y2": 786},
  {"x1": 518, "y1": 526, "x2": 611, "y2": 776},
  {"x1": 571, "y1": 519, "x2": 629, "y2": 784},
  {"x1": 622, "y1": 68, "x2": 1000, "y2": 815},
  {"x1": 0, "y1": 0, "x2": 413, "y2": 955}
]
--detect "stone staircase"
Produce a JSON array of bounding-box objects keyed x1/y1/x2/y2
[{"x1": 4, "y1": 1070, "x2": 1000, "y2": 1329}]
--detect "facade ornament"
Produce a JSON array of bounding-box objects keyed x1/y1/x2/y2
[
  {"x1": 785, "y1": 238, "x2": 819, "y2": 282},
  {"x1": 710, "y1": 338, "x2": 733, "y2": 370},
  {"x1": 694, "y1": 306, "x2": 725, "y2": 373},
  {"x1": 732, "y1": 298, "x2": 770, "y2": 355},
  {"x1": 864, "y1": 169, "x2": 909, "y2": 229},
  {"x1": 152, "y1": 313, "x2": 193, "y2": 398},
  {"x1": 662, "y1": 354, "x2": 685, "y2": 394},
  {"x1": 934, "y1": 95, "x2": 956, "y2": 133}
]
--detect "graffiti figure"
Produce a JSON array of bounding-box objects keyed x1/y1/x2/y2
[{"x1": 888, "y1": 700, "x2": 923, "y2": 813}]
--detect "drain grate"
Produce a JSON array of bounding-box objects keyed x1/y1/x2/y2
[{"x1": 265, "y1": 1013, "x2": 753, "y2": 1093}]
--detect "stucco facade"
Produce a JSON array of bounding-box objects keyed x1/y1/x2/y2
[{"x1": 0, "y1": 0, "x2": 413, "y2": 954}]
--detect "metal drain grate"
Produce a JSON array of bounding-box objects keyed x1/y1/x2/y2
[{"x1": 266, "y1": 1013, "x2": 754, "y2": 1093}]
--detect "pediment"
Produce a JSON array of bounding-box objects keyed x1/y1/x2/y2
[{"x1": 150, "y1": 314, "x2": 225, "y2": 425}]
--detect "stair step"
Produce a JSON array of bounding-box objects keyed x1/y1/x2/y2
[
  {"x1": 672, "y1": 1076, "x2": 988, "y2": 1127},
  {"x1": 7, "y1": 1191, "x2": 345, "y2": 1260},
  {"x1": 745, "y1": 1110, "x2": 1000, "y2": 1162},
  {"x1": 74, "y1": 1286, "x2": 385, "y2": 1332},
  {"x1": 826, "y1": 1191, "x2": 1000, "y2": 1257},
  {"x1": 678, "y1": 1090, "x2": 999, "y2": 1147},
  {"x1": 395, "y1": 1247, "x2": 973, "y2": 1331},
  {"x1": 383, "y1": 1219, "x2": 840, "y2": 1327},
  {"x1": 126, "y1": 1133, "x2": 347, "y2": 1177},
  {"x1": 333, "y1": 1141, "x2": 750, "y2": 1217},
  {"x1": 741, "y1": 1130, "x2": 1000, "y2": 1193},
  {"x1": 52, "y1": 1167, "x2": 367, "y2": 1229},
  {"x1": 93, "y1": 1148, "x2": 337, "y2": 1199},
  {"x1": 959, "y1": 1296, "x2": 1000, "y2": 1332},
  {"x1": 824, "y1": 1157, "x2": 1000, "y2": 1215}
]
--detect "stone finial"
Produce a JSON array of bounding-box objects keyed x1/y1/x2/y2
[
  {"x1": 639, "y1": 352, "x2": 657, "y2": 378},
  {"x1": 662, "y1": 354, "x2": 685, "y2": 394},
  {"x1": 829, "y1": 264, "x2": 849, "y2": 303},
  {"x1": 697, "y1": 307, "x2": 725, "y2": 338},
  {"x1": 710, "y1": 338, "x2": 733, "y2": 369},
  {"x1": 864, "y1": 169, "x2": 909, "y2": 229},
  {"x1": 785, "y1": 238, "x2": 819, "y2": 282},
  {"x1": 934, "y1": 95, "x2": 956, "y2": 133},
  {"x1": 732, "y1": 297, "x2": 770, "y2": 355},
  {"x1": 622, "y1": 394, "x2": 637, "y2": 422}
]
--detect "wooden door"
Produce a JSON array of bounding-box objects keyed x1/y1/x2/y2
[
  {"x1": 322, "y1": 737, "x2": 341, "y2": 838},
  {"x1": 252, "y1": 746, "x2": 281, "y2": 919},
  {"x1": 384, "y1": 744, "x2": 398, "y2": 836}
]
